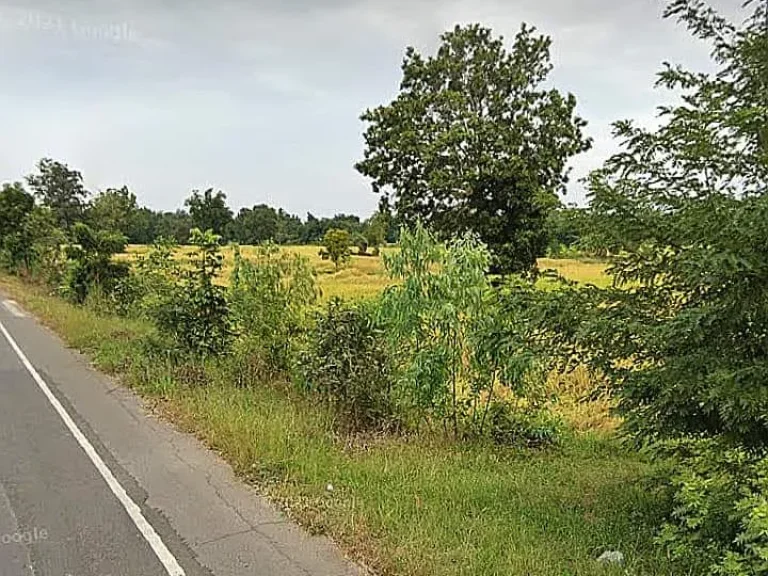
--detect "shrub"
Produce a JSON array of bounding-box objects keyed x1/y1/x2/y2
[
  {"x1": 229, "y1": 242, "x2": 317, "y2": 375},
  {"x1": 151, "y1": 229, "x2": 233, "y2": 358},
  {"x1": 655, "y1": 440, "x2": 768, "y2": 576},
  {"x1": 378, "y1": 222, "x2": 553, "y2": 441},
  {"x1": 300, "y1": 298, "x2": 394, "y2": 432},
  {"x1": 60, "y1": 222, "x2": 129, "y2": 304},
  {"x1": 320, "y1": 228, "x2": 352, "y2": 270}
]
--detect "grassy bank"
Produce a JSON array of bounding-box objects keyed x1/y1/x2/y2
[{"x1": 0, "y1": 275, "x2": 674, "y2": 576}]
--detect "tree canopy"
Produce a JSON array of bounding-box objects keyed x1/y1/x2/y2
[
  {"x1": 185, "y1": 188, "x2": 234, "y2": 237},
  {"x1": 26, "y1": 158, "x2": 89, "y2": 231},
  {"x1": 356, "y1": 23, "x2": 591, "y2": 273}
]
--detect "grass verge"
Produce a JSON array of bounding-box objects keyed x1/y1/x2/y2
[{"x1": 0, "y1": 275, "x2": 675, "y2": 576}]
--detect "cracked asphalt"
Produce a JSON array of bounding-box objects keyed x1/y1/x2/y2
[{"x1": 0, "y1": 297, "x2": 364, "y2": 576}]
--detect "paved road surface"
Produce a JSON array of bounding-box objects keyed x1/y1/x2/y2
[{"x1": 0, "y1": 296, "x2": 363, "y2": 576}]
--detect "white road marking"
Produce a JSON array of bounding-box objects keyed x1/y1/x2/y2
[
  {"x1": 0, "y1": 320, "x2": 185, "y2": 576},
  {"x1": 2, "y1": 300, "x2": 26, "y2": 318}
]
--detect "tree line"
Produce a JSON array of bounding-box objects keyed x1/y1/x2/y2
[
  {"x1": 0, "y1": 155, "x2": 590, "y2": 271},
  {"x1": 0, "y1": 159, "x2": 401, "y2": 256}
]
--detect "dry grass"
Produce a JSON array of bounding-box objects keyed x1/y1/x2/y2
[
  {"x1": 547, "y1": 366, "x2": 619, "y2": 433},
  {"x1": 120, "y1": 245, "x2": 609, "y2": 300}
]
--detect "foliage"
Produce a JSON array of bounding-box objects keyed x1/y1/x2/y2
[
  {"x1": 545, "y1": 204, "x2": 594, "y2": 257},
  {"x1": 300, "y1": 298, "x2": 395, "y2": 432},
  {"x1": 230, "y1": 204, "x2": 280, "y2": 245},
  {"x1": 61, "y1": 222, "x2": 129, "y2": 304},
  {"x1": 19, "y1": 207, "x2": 68, "y2": 283},
  {"x1": 229, "y1": 242, "x2": 317, "y2": 374},
  {"x1": 545, "y1": 1, "x2": 768, "y2": 569},
  {"x1": 579, "y1": 0, "x2": 768, "y2": 448},
  {"x1": 0, "y1": 182, "x2": 34, "y2": 241},
  {"x1": 152, "y1": 229, "x2": 233, "y2": 357},
  {"x1": 654, "y1": 440, "x2": 768, "y2": 576},
  {"x1": 184, "y1": 188, "x2": 234, "y2": 238},
  {"x1": 88, "y1": 186, "x2": 138, "y2": 236},
  {"x1": 0, "y1": 182, "x2": 35, "y2": 270},
  {"x1": 379, "y1": 222, "x2": 551, "y2": 441},
  {"x1": 355, "y1": 233, "x2": 369, "y2": 256},
  {"x1": 129, "y1": 236, "x2": 182, "y2": 318},
  {"x1": 320, "y1": 228, "x2": 352, "y2": 270},
  {"x1": 356, "y1": 23, "x2": 591, "y2": 274},
  {"x1": 362, "y1": 210, "x2": 388, "y2": 256},
  {"x1": 155, "y1": 210, "x2": 193, "y2": 244},
  {"x1": 26, "y1": 158, "x2": 89, "y2": 231}
]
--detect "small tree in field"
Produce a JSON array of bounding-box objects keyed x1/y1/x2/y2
[
  {"x1": 356, "y1": 24, "x2": 591, "y2": 274},
  {"x1": 321, "y1": 228, "x2": 352, "y2": 271}
]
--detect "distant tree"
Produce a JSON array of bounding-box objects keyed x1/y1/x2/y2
[
  {"x1": 326, "y1": 214, "x2": 362, "y2": 235},
  {"x1": 363, "y1": 211, "x2": 388, "y2": 255},
  {"x1": 321, "y1": 228, "x2": 352, "y2": 271},
  {"x1": 275, "y1": 208, "x2": 304, "y2": 244},
  {"x1": 126, "y1": 207, "x2": 161, "y2": 245},
  {"x1": 545, "y1": 204, "x2": 589, "y2": 256},
  {"x1": 301, "y1": 213, "x2": 324, "y2": 244},
  {"x1": 156, "y1": 210, "x2": 193, "y2": 244},
  {"x1": 184, "y1": 188, "x2": 233, "y2": 238},
  {"x1": 356, "y1": 23, "x2": 591, "y2": 274},
  {"x1": 0, "y1": 182, "x2": 34, "y2": 241},
  {"x1": 88, "y1": 186, "x2": 138, "y2": 236},
  {"x1": 26, "y1": 158, "x2": 89, "y2": 230},
  {"x1": 231, "y1": 205, "x2": 279, "y2": 245}
]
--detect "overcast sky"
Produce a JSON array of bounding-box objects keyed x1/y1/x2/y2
[{"x1": 0, "y1": 0, "x2": 743, "y2": 218}]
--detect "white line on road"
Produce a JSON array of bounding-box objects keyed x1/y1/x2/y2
[
  {"x1": 2, "y1": 300, "x2": 26, "y2": 318},
  {"x1": 0, "y1": 319, "x2": 186, "y2": 576}
]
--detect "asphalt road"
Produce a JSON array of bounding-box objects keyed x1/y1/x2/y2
[{"x1": 0, "y1": 297, "x2": 362, "y2": 576}]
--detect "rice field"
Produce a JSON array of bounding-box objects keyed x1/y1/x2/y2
[{"x1": 120, "y1": 244, "x2": 610, "y2": 300}]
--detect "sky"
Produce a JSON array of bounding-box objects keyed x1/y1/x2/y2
[{"x1": 0, "y1": 0, "x2": 743, "y2": 218}]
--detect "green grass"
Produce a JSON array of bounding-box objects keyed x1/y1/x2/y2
[{"x1": 0, "y1": 275, "x2": 675, "y2": 576}]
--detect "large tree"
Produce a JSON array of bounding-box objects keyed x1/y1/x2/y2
[
  {"x1": 184, "y1": 188, "x2": 233, "y2": 238},
  {"x1": 26, "y1": 158, "x2": 89, "y2": 230},
  {"x1": 356, "y1": 23, "x2": 591, "y2": 273}
]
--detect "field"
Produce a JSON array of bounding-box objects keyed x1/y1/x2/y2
[{"x1": 120, "y1": 244, "x2": 612, "y2": 300}]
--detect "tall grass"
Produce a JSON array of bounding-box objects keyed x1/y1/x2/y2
[{"x1": 119, "y1": 245, "x2": 610, "y2": 300}]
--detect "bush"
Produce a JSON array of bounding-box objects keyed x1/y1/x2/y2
[
  {"x1": 655, "y1": 439, "x2": 768, "y2": 576},
  {"x1": 60, "y1": 223, "x2": 129, "y2": 304},
  {"x1": 378, "y1": 222, "x2": 554, "y2": 441},
  {"x1": 485, "y1": 400, "x2": 561, "y2": 447},
  {"x1": 229, "y1": 242, "x2": 317, "y2": 375},
  {"x1": 151, "y1": 229, "x2": 233, "y2": 358},
  {"x1": 300, "y1": 298, "x2": 395, "y2": 432},
  {"x1": 319, "y1": 228, "x2": 352, "y2": 270}
]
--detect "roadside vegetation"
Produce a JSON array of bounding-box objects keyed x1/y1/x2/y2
[{"x1": 0, "y1": 1, "x2": 766, "y2": 575}]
